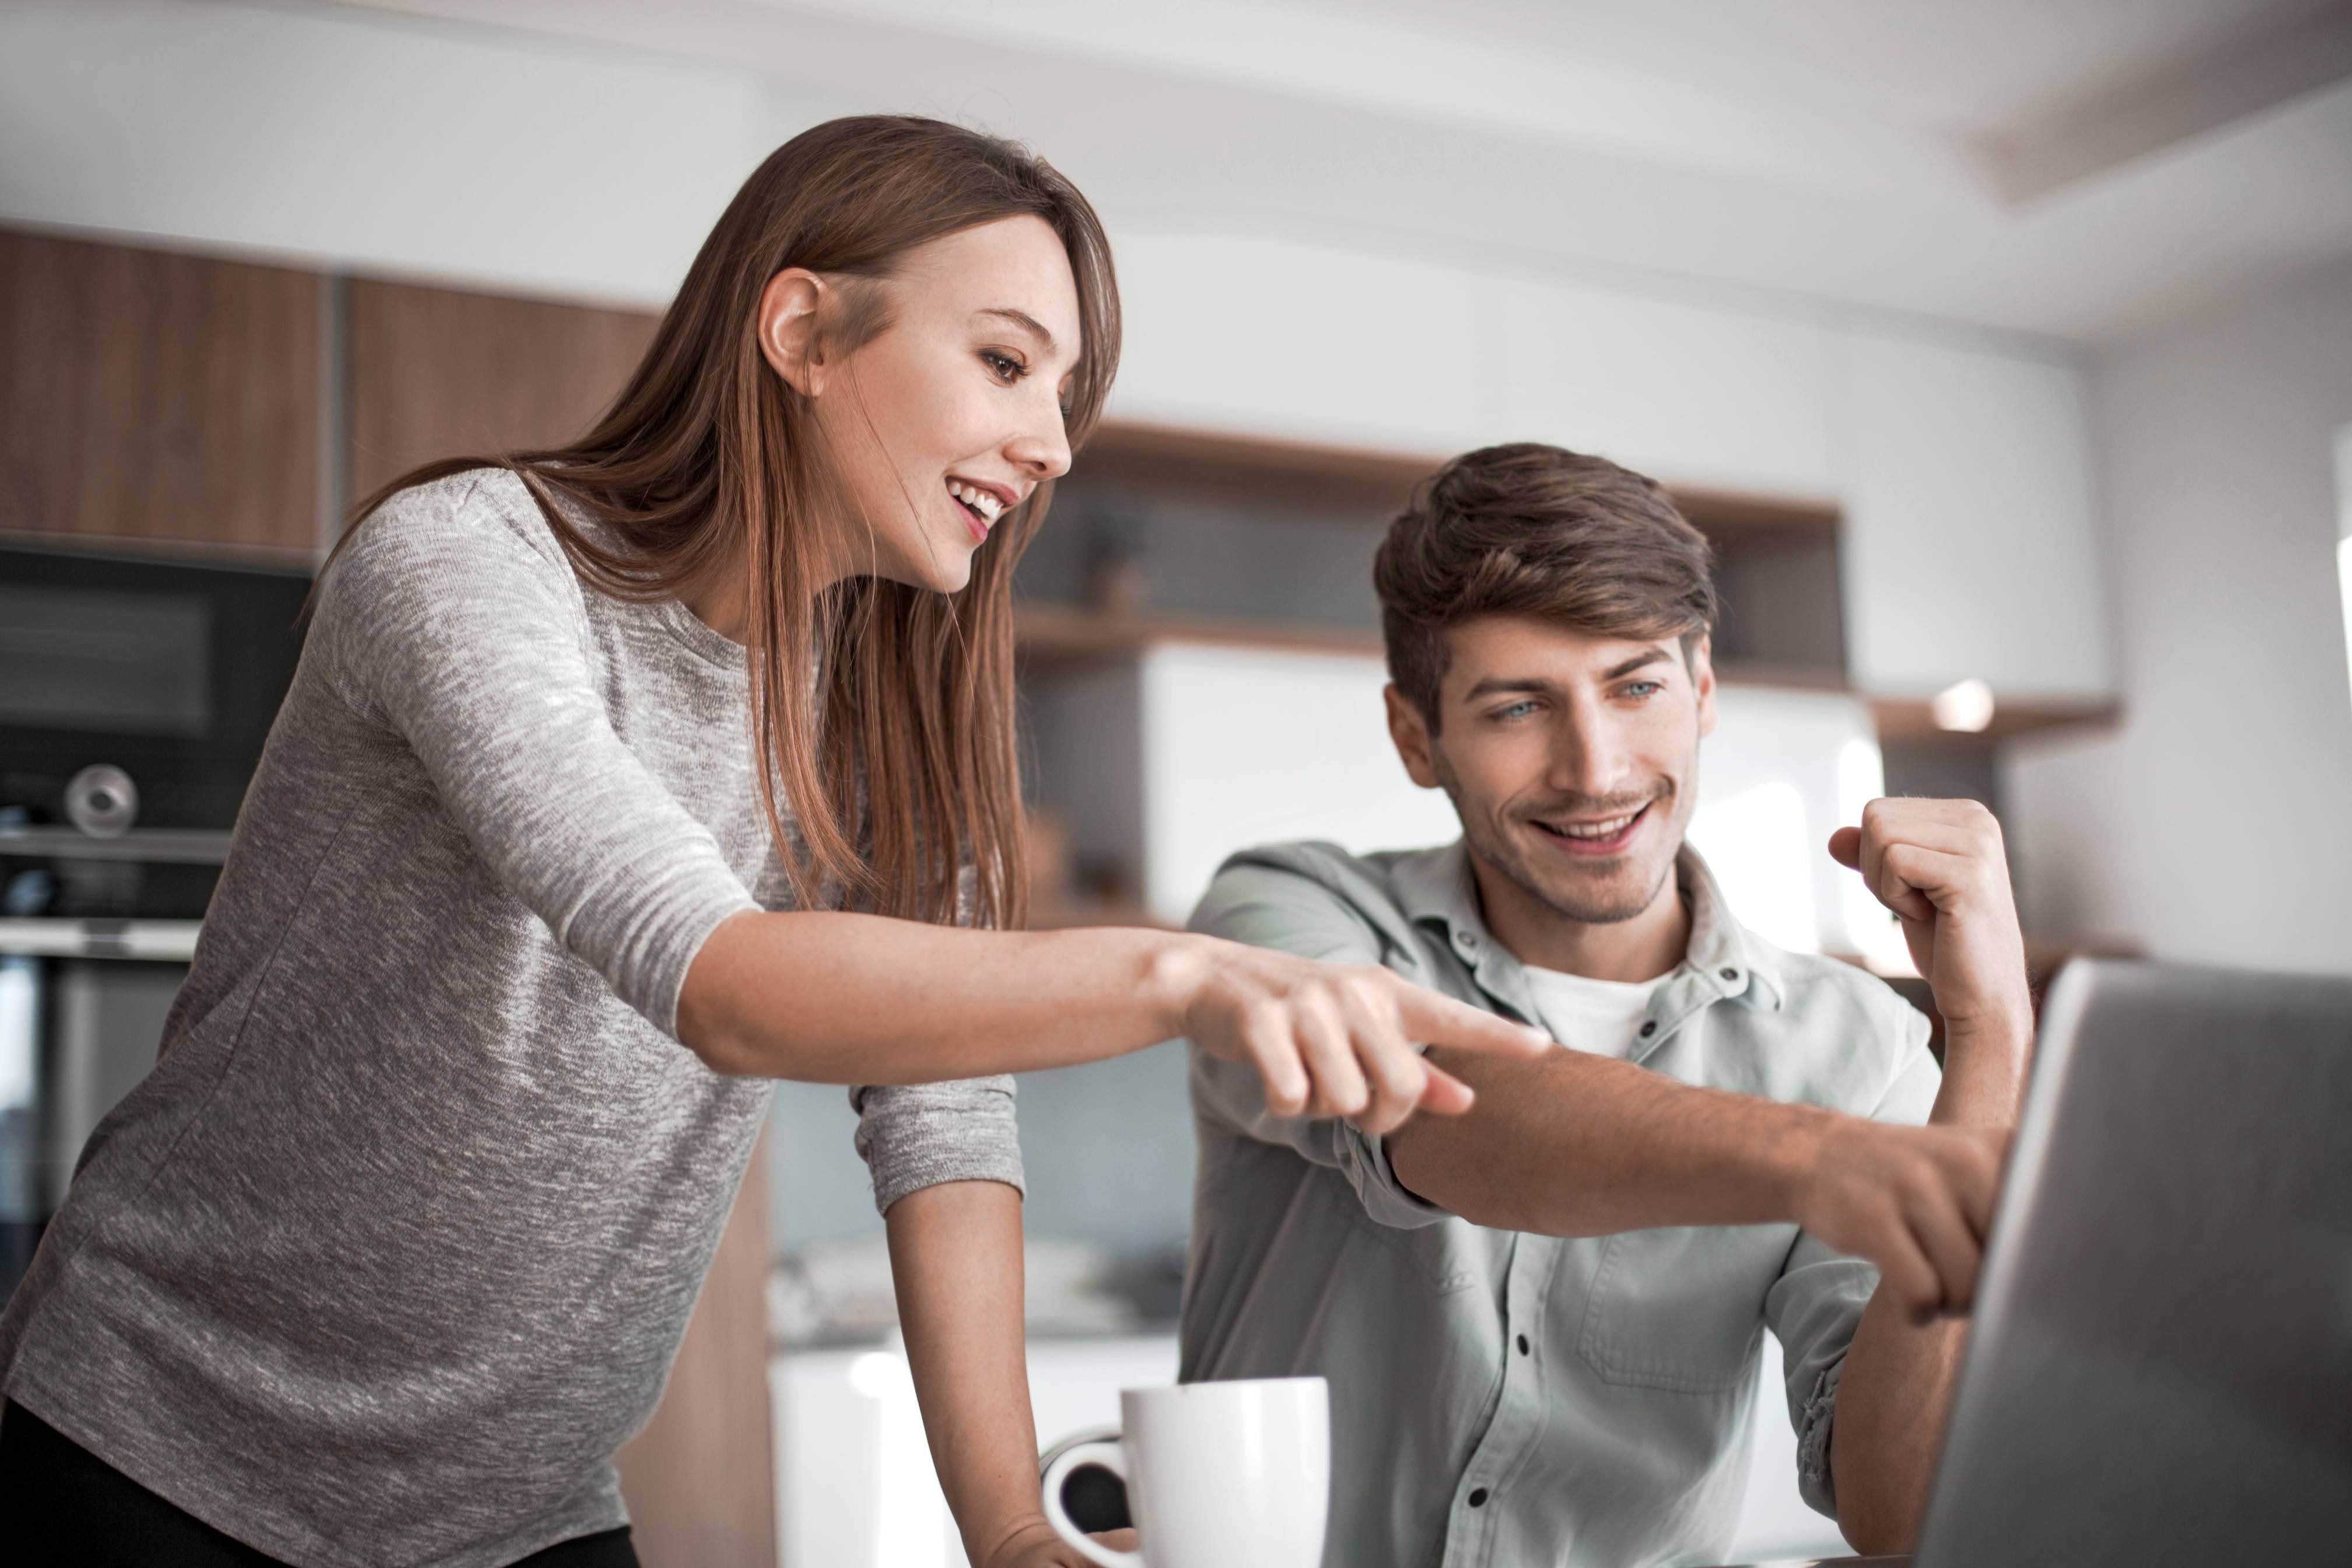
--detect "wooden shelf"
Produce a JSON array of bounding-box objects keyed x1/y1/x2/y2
[
  {"x1": 1076, "y1": 421, "x2": 1841, "y2": 545},
  {"x1": 1870, "y1": 694, "x2": 2123, "y2": 743},
  {"x1": 1016, "y1": 602, "x2": 1381, "y2": 670},
  {"x1": 1015, "y1": 603, "x2": 1850, "y2": 693}
]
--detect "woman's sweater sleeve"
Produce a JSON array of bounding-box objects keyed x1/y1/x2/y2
[
  {"x1": 849, "y1": 869, "x2": 1027, "y2": 1211},
  {"x1": 311, "y1": 477, "x2": 758, "y2": 1038}
]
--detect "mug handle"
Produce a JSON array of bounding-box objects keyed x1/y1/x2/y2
[{"x1": 1040, "y1": 1433, "x2": 1144, "y2": 1568}]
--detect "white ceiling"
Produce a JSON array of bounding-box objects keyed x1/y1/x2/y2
[
  {"x1": 330, "y1": 0, "x2": 2352, "y2": 341},
  {"x1": 1325, "y1": 0, "x2": 2340, "y2": 134}
]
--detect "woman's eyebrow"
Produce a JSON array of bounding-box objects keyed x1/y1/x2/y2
[{"x1": 972, "y1": 306, "x2": 1056, "y2": 356}]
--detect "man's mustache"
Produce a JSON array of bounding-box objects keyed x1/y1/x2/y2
[{"x1": 1515, "y1": 784, "x2": 1671, "y2": 821}]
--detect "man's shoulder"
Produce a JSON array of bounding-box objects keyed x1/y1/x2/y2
[
  {"x1": 1767, "y1": 944, "x2": 1927, "y2": 1028},
  {"x1": 1741, "y1": 938, "x2": 1937, "y2": 1111},
  {"x1": 1191, "y1": 839, "x2": 1448, "y2": 963}
]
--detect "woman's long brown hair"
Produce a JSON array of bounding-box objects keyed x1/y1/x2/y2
[{"x1": 335, "y1": 116, "x2": 1121, "y2": 930}]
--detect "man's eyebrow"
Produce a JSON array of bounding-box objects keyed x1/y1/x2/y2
[
  {"x1": 974, "y1": 307, "x2": 1056, "y2": 356},
  {"x1": 1602, "y1": 649, "x2": 1675, "y2": 681},
  {"x1": 1460, "y1": 650, "x2": 1675, "y2": 702},
  {"x1": 1461, "y1": 676, "x2": 1558, "y2": 702}
]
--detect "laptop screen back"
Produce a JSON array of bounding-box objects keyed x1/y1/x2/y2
[{"x1": 1916, "y1": 960, "x2": 2352, "y2": 1564}]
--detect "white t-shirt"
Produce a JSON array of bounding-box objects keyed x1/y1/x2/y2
[{"x1": 1520, "y1": 965, "x2": 1669, "y2": 1059}]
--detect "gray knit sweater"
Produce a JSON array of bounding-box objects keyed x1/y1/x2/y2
[{"x1": 0, "y1": 470, "x2": 1024, "y2": 1566}]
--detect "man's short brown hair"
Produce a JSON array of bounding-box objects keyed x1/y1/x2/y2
[{"x1": 1374, "y1": 443, "x2": 1720, "y2": 728}]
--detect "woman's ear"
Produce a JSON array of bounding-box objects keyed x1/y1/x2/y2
[{"x1": 757, "y1": 268, "x2": 827, "y2": 396}]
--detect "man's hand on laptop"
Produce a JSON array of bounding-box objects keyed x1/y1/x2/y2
[
  {"x1": 1830, "y1": 797, "x2": 2034, "y2": 1048},
  {"x1": 1177, "y1": 943, "x2": 1552, "y2": 1135},
  {"x1": 1797, "y1": 1116, "x2": 2010, "y2": 1322}
]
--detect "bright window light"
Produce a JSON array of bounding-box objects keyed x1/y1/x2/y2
[
  {"x1": 1688, "y1": 780, "x2": 1819, "y2": 953},
  {"x1": 1930, "y1": 677, "x2": 1995, "y2": 733},
  {"x1": 2340, "y1": 537, "x2": 2352, "y2": 712},
  {"x1": 1835, "y1": 739, "x2": 1916, "y2": 975},
  {"x1": 850, "y1": 1344, "x2": 948, "y2": 1568},
  {"x1": 2336, "y1": 425, "x2": 2352, "y2": 709},
  {"x1": 0, "y1": 958, "x2": 34, "y2": 1111}
]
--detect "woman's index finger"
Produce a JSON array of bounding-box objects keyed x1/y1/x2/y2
[{"x1": 1393, "y1": 984, "x2": 1551, "y2": 1056}]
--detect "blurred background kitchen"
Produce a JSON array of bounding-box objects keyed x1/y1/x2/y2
[{"x1": 4, "y1": 2, "x2": 2350, "y2": 1564}]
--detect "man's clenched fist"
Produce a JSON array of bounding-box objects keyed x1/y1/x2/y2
[{"x1": 1829, "y1": 798, "x2": 2032, "y2": 1044}]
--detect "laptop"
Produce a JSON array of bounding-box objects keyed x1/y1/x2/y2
[{"x1": 1882, "y1": 957, "x2": 2352, "y2": 1564}]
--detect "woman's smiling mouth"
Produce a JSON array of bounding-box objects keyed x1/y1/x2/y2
[{"x1": 946, "y1": 478, "x2": 1007, "y2": 542}]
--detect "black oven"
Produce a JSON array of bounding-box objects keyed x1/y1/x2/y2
[
  {"x1": 1, "y1": 542, "x2": 312, "y2": 845},
  {"x1": 1, "y1": 541, "x2": 311, "y2": 1298}
]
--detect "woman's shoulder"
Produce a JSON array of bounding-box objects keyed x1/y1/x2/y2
[
  {"x1": 324, "y1": 466, "x2": 592, "y2": 615},
  {"x1": 348, "y1": 466, "x2": 574, "y2": 571}
]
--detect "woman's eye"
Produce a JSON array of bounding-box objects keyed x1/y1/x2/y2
[{"x1": 979, "y1": 350, "x2": 1025, "y2": 383}]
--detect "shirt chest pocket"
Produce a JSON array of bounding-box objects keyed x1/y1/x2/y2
[{"x1": 1573, "y1": 1224, "x2": 1797, "y2": 1393}]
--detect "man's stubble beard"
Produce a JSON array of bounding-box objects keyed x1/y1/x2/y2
[{"x1": 1432, "y1": 747, "x2": 1694, "y2": 928}]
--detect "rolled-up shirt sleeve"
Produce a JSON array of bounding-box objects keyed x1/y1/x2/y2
[
  {"x1": 849, "y1": 1077, "x2": 1027, "y2": 1214},
  {"x1": 312, "y1": 479, "x2": 759, "y2": 1038},
  {"x1": 1765, "y1": 1011, "x2": 1941, "y2": 1516},
  {"x1": 849, "y1": 867, "x2": 1026, "y2": 1214},
  {"x1": 1186, "y1": 858, "x2": 1453, "y2": 1232}
]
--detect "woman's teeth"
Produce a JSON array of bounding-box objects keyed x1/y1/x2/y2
[{"x1": 947, "y1": 480, "x2": 1005, "y2": 524}]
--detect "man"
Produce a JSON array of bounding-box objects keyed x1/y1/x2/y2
[{"x1": 1178, "y1": 443, "x2": 2032, "y2": 1568}]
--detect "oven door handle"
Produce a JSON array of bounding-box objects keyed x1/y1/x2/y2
[{"x1": 0, "y1": 919, "x2": 201, "y2": 962}]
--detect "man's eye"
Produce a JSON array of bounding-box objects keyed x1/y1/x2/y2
[
  {"x1": 1494, "y1": 701, "x2": 1538, "y2": 721},
  {"x1": 980, "y1": 350, "x2": 1025, "y2": 383},
  {"x1": 1620, "y1": 681, "x2": 1662, "y2": 700}
]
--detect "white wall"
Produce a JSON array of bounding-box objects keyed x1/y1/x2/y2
[
  {"x1": 0, "y1": 0, "x2": 848, "y2": 305},
  {"x1": 1137, "y1": 644, "x2": 1460, "y2": 922},
  {"x1": 2006, "y1": 256, "x2": 2352, "y2": 974}
]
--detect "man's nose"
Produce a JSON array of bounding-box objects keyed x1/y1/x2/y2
[{"x1": 1549, "y1": 704, "x2": 1632, "y2": 798}]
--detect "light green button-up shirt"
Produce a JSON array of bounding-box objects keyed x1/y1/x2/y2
[{"x1": 1178, "y1": 840, "x2": 1938, "y2": 1568}]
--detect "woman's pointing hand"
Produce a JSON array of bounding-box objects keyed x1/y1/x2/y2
[{"x1": 1175, "y1": 942, "x2": 1550, "y2": 1135}]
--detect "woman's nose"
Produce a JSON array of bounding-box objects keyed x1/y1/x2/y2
[{"x1": 1007, "y1": 398, "x2": 1072, "y2": 480}]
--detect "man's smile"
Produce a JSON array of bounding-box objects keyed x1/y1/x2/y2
[{"x1": 1527, "y1": 800, "x2": 1654, "y2": 858}]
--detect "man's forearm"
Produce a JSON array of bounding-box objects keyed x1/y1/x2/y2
[
  {"x1": 887, "y1": 1180, "x2": 1053, "y2": 1568},
  {"x1": 1924, "y1": 1011, "x2": 2035, "y2": 1129},
  {"x1": 1829, "y1": 1013, "x2": 2034, "y2": 1550},
  {"x1": 1387, "y1": 1046, "x2": 1833, "y2": 1236}
]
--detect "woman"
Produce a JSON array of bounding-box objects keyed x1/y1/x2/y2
[{"x1": 0, "y1": 117, "x2": 1541, "y2": 1568}]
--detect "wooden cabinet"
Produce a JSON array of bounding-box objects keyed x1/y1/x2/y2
[
  {"x1": 344, "y1": 278, "x2": 659, "y2": 508},
  {"x1": 1108, "y1": 231, "x2": 1485, "y2": 452},
  {"x1": 1475, "y1": 272, "x2": 1840, "y2": 502},
  {"x1": 0, "y1": 227, "x2": 320, "y2": 556},
  {"x1": 1837, "y1": 327, "x2": 2114, "y2": 703},
  {"x1": 616, "y1": 1136, "x2": 779, "y2": 1568}
]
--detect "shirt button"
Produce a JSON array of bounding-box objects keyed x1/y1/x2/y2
[
  {"x1": 1637, "y1": 1020, "x2": 1657, "y2": 1038},
  {"x1": 1720, "y1": 967, "x2": 1740, "y2": 982},
  {"x1": 1517, "y1": 1334, "x2": 1531, "y2": 1355},
  {"x1": 1468, "y1": 1488, "x2": 1490, "y2": 1508}
]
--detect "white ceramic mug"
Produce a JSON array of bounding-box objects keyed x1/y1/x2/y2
[{"x1": 1038, "y1": 1377, "x2": 1329, "y2": 1568}]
